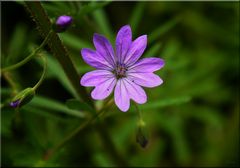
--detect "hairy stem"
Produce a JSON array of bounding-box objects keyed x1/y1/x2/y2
[{"x1": 24, "y1": 1, "x2": 93, "y2": 107}]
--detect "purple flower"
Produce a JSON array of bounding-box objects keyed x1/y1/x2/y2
[
  {"x1": 10, "y1": 100, "x2": 20, "y2": 108},
  {"x1": 80, "y1": 25, "x2": 165, "y2": 112},
  {"x1": 55, "y1": 15, "x2": 73, "y2": 32}
]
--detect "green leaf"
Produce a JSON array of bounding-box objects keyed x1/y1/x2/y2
[
  {"x1": 139, "y1": 96, "x2": 191, "y2": 110},
  {"x1": 29, "y1": 96, "x2": 85, "y2": 118},
  {"x1": 129, "y1": 2, "x2": 146, "y2": 35},
  {"x1": 160, "y1": 38, "x2": 180, "y2": 59},
  {"x1": 93, "y1": 152, "x2": 115, "y2": 167},
  {"x1": 1, "y1": 108, "x2": 15, "y2": 137},
  {"x1": 23, "y1": 106, "x2": 71, "y2": 123},
  {"x1": 47, "y1": 55, "x2": 76, "y2": 97},
  {"x1": 183, "y1": 11, "x2": 238, "y2": 46},
  {"x1": 77, "y1": 1, "x2": 111, "y2": 18},
  {"x1": 6, "y1": 24, "x2": 29, "y2": 65},
  {"x1": 92, "y1": 8, "x2": 114, "y2": 43},
  {"x1": 0, "y1": 87, "x2": 12, "y2": 96},
  {"x1": 144, "y1": 42, "x2": 162, "y2": 57},
  {"x1": 66, "y1": 99, "x2": 94, "y2": 112},
  {"x1": 184, "y1": 106, "x2": 223, "y2": 128},
  {"x1": 148, "y1": 16, "x2": 181, "y2": 44},
  {"x1": 59, "y1": 33, "x2": 92, "y2": 50},
  {"x1": 42, "y1": 2, "x2": 71, "y2": 16}
]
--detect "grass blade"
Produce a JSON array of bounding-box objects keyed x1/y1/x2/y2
[
  {"x1": 139, "y1": 96, "x2": 191, "y2": 110},
  {"x1": 129, "y1": 2, "x2": 146, "y2": 35},
  {"x1": 30, "y1": 95, "x2": 85, "y2": 118},
  {"x1": 144, "y1": 42, "x2": 162, "y2": 57},
  {"x1": 92, "y1": 8, "x2": 114, "y2": 43},
  {"x1": 6, "y1": 24, "x2": 29, "y2": 65},
  {"x1": 78, "y1": 1, "x2": 111, "y2": 18},
  {"x1": 59, "y1": 33, "x2": 92, "y2": 50},
  {"x1": 148, "y1": 17, "x2": 181, "y2": 44}
]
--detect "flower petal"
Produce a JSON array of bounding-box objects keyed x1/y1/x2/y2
[
  {"x1": 124, "y1": 78, "x2": 147, "y2": 104},
  {"x1": 81, "y1": 48, "x2": 113, "y2": 70},
  {"x1": 93, "y1": 33, "x2": 116, "y2": 66},
  {"x1": 128, "y1": 72, "x2": 163, "y2": 88},
  {"x1": 91, "y1": 77, "x2": 116, "y2": 100},
  {"x1": 80, "y1": 70, "x2": 114, "y2": 87},
  {"x1": 114, "y1": 79, "x2": 130, "y2": 112},
  {"x1": 116, "y1": 25, "x2": 132, "y2": 63},
  {"x1": 124, "y1": 35, "x2": 147, "y2": 66},
  {"x1": 128, "y1": 58, "x2": 165, "y2": 73}
]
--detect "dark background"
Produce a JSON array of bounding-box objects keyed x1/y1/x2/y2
[{"x1": 1, "y1": 1, "x2": 239, "y2": 167}]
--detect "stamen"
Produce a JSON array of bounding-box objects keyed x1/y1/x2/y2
[{"x1": 114, "y1": 62, "x2": 127, "y2": 79}]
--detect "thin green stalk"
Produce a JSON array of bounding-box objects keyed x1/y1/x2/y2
[
  {"x1": 33, "y1": 55, "x2": 47, "y2": 91},
  {"x1": 1, "y1": 30, "x2": 52, "y2": 73},
  {"x1": 129, "y1": 2, "x2": 146, "y2": 35},
  {"x1": 134, "y1": 102, "x2": 145, "y2": 127}
]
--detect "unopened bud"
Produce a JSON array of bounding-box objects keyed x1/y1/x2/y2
[
  {"x1": 10, "y1": 88, "x2": 35, "y2": 108},
  {"x1": 136, "y1": 126, "x2": 149, "y2": 148},
  {"x1": 54, "y1": 15, "x2": 73, "y2": 33}
]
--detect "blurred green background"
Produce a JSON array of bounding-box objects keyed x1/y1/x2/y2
[{"x1": 1, "y1": 1, "x2": 239, "y2": 167}]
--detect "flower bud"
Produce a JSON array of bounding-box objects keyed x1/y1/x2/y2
[
  {"x1": 10, "y1": 88, "x2": 35, "y2": 108},
  {"x1": 136, "y1": 126, "x2": 149, "y2": 148},
  {"x1": 54, "y1": 15, "x2": 73, "y2": 33}
]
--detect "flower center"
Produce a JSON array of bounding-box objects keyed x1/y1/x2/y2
[{"x1": 115, "y1": 63, "x2": 127, "y2": 79}]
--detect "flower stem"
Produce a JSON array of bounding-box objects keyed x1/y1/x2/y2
[
  {"x1": 1, "y1": 30, "x2": 52, "y2": 73},
  {"x1": 134, "y1": 102, "x2": 145, "y2": 127},
  {"x1": 33, "y1": 55, "x2": 47, "y2": 91},
  {"x1": 43, "y1": 99, "x2": 113, "y2": 161}
]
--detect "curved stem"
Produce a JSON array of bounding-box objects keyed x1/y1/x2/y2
[
  {"x1": 1, "y1": 30, "x2": 53, "y2": 73},
  {"x1": 33, "y1": 55, "x2": 47, "y2": 91}
]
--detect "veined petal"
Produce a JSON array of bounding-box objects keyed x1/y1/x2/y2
[
  {"x1": 81, "y1": 48, "x2": 113, "y2": 70},
  {"x1": 124, "y1": 78, "x2": 147, "y2": 104},
  {"x1": 80, "y1": 70, "x2": 114, "y2": 87},
  {"x1": 116, "y1": 25, "x2": 132, "y2": 63},
  {"x1": 124, "y1": 35, "x2": 147, "y2": 66},
  {"x1": 128, "y1": 72, "x2": 163, "y2": 88},
  {"x1": 114, "y1": 79, "x2": 130, "y2": 112},
  {"x1": 93, "y1": 33, "x2": 116, "y2": 66},
  {"x1": 91, "y1": 77, "x2": 116, "y2": 100},
  {"x1": 128, "y1": 58, "x2": 165, "y2": 73}
]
